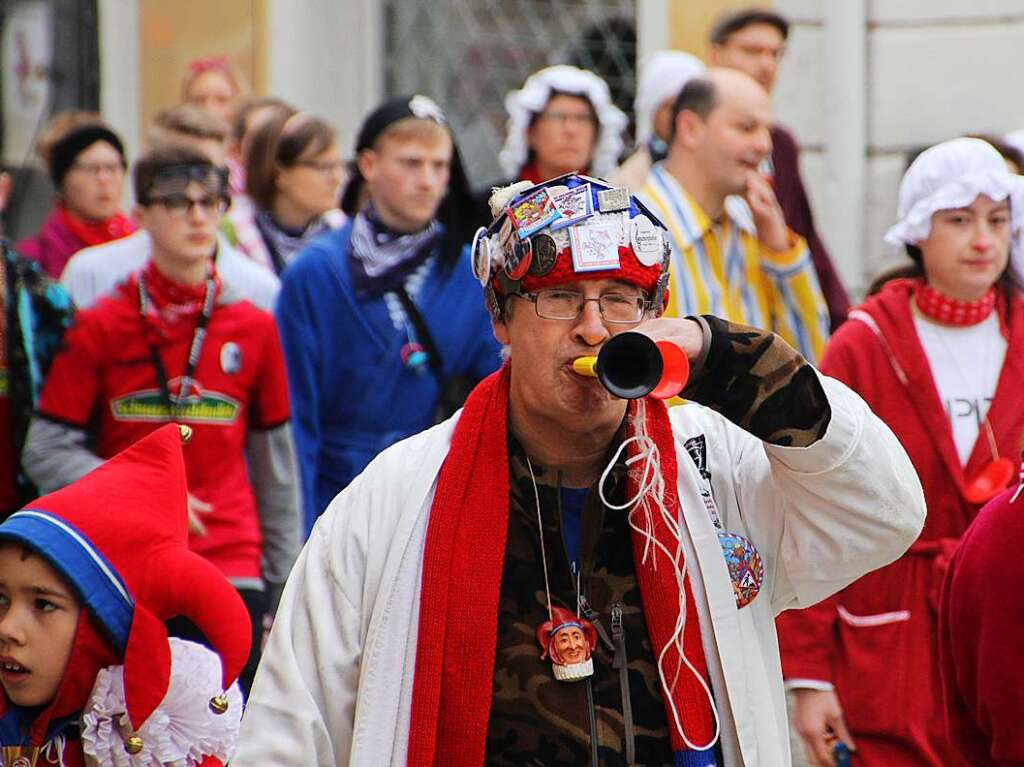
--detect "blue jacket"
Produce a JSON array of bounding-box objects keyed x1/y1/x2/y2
[{"x1": 276, "y1": 224, "x2": 502, "y2": 534}]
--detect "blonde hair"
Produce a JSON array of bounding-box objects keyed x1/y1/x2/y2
[{"x1": 373, "y1": 117, "x2": 450, "y2": 150}]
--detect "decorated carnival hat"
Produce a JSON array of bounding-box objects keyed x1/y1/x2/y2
[
  {"x1": 472, "y1": 173, "x2": 672, "y2": 319},
  {"x1": 0, "y1": 424, "x2": 251, "y2": 751},
  {"x1": 498, "y1": 65, "x2": 628, "y2": 178},
  {"x1": 885, "y1": 136, "x2": 1024, "y2": 285}
]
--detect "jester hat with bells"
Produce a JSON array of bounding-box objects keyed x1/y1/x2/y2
[{"x1": 0, "y1": 424, "x2": 251, "y2": 755}]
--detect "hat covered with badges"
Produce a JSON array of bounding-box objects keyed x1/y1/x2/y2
[
  {"x1": 0, "y1": 424, "x2": 251, "y2": 753},
  {"x1": 473, "y1": 173, "x2": 672, "y2": 319}
]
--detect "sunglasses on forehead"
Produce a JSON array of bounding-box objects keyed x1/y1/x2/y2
[{"x1": 143, "y1": 164, "x2": 229, "y2": 204}]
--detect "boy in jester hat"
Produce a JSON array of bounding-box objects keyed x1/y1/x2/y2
[{"x1": 0, "y1": 423, "x2": 251, "y2": 766}]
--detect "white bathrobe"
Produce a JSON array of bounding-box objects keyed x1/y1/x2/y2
[{"x1": 233, "y1": 375, "x2": 925, "y2": 766}]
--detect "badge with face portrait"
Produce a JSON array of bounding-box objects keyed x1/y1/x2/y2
[
  {"x1": 504, "y1": 237, "x2": 532, "y2": 280},
  {"x1": 536, "y1": 606, "x2": 598, "y2": 682}
]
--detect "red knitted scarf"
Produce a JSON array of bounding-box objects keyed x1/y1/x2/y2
[
  {"x1": 56, "y1": 202, "x2": 136, "y2": 249},
  {"x1": 406, "y1": 365, "x2": 715, "y2": 765}
]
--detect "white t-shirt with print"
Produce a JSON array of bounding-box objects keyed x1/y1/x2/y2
[{"x1": 914, "y1": 311, "x2": 1007, "y2": 466}]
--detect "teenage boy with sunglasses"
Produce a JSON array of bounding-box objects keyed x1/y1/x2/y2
[{"x1": 22, "y1": 144, "x2": 301, "y2": 693}]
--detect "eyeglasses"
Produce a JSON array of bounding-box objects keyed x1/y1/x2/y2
[
  {"x1": 147, "y1": 194, "x2": 226, "y2": 219},
  {"x1": 70, "y1": 161, "x2": 124, "y2": 177},
  {"x1": 538, "y1": 110, "x2": 596, "y2": 128},
  {"x1": 517, "y1": 288, "x2": 648, "y2": 324},
  {"x1": 296, "y1": 159, "x2": 347, "y2": 176}
]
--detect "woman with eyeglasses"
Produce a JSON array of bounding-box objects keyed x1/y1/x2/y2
[
  {"x1": 238, "y1": 112, "x2": 346, "y2": 274},
  {"x1": 777, "y1": 137, "x2": 1024, "y2": 767},
  {"x1": 474, "y1": 65, "x2": 627, "y2": 226},
  {"x1": 17, "y1": 114, "x2": 137, "y2": 278}
]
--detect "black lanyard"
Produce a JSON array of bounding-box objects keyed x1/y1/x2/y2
[{"x1": 137, "y1": 273, "x2": 216, "y2": 419}]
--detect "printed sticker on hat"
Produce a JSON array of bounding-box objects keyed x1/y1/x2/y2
[
  {"x1": 508, "y1": 188, "x2": 560, "y2": 238},
  {"x1": 597, "y1": 187, "x2": 630, "y2": 212},
  {"x1": 570, "y1": 218, "x2": 621, "y2": 273},
  {"x1": 550, "y1": 183, "x2": 594, "y2": 230},
  {"x1": 631, "y1": 214, "x2": 663, "y2": 266}
]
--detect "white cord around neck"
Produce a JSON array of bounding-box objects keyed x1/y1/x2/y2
[
  {"x1": 43, "y1": 734, "x2": 67, "y2": 766},
  {"x1": 526, "y1": 456, "x2": 554, "y2": 624},
  {"x1": 597, "y1": 400, "x2": 721, "y2": 751}
]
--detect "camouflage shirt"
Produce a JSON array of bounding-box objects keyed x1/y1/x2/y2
[
  {"x1": 484, "y1": 316, "x2": 830, "y2": 766},
  {"x1": 484, "y1": 433, "x2": 678, "y2": 767}
]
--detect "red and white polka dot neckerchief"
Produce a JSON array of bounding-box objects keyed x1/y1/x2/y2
[{"x1": 914, "y1": 281, "x2": 997, "y2": 326}]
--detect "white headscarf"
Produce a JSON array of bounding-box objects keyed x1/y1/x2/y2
[
  {"x1": 498, "y1": 65, "x2": 627, "y2": 179},
  {"x1": 884, "y1": 137, "x2": 1024, "y2": 285},
  {"x1": 633, "y1": 51, "x2": 706, "y2": 145}
]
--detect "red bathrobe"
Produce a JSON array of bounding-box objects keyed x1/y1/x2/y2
[
  {"x1": 776, "y1": 279, "x2": 1024, "y2": 766},
  {"x1": 940, "y1": 485, "x2": 1024, "y2": 766}
]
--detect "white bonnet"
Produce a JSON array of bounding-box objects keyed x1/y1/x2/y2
[
  {"x1": 498, "y1": 65, "x2": 627, "y2": 179},
  {"x1": 884, "y1": 137, "x2": 1024, "y2": 285},
  {"x1": 634, "y1": 51, "x2": 706, "y2": 144}
]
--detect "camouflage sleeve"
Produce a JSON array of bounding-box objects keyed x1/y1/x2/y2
[{"x1": 682, "y1": 315, "x2": 830, "y2": 447}]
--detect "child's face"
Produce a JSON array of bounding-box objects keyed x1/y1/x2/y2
[{"x1": 0, "y1": 544, "x2": 81, "y2": 706}]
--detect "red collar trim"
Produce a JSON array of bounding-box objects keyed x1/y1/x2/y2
[{"x1": 913, "y1": 280, "x2": 997, "y2": 326}]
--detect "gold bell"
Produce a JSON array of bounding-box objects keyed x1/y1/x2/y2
[
  {"x1": 178, "y1": 424, "x2": 193, "y2": 444},
  {"x1": 124, "y1": 734, "x2": 144, "y2": 754},
  {"x1": 209, "y1": 693, "x2": 229, "y2": 714}
]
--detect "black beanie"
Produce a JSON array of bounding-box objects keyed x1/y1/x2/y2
[{"x1": 49, "y1": 124, "x2": 127, "y2": 188}]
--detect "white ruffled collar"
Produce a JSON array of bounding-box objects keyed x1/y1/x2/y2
[{"x1": 80, "y1": 638, "x2": 243, "y2": 767}]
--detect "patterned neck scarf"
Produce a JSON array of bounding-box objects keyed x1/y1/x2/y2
[
  {"x1": 254, "y1": 209, "x2": 329, "y2": 273},
  {"x1": 348, "y1": 204, "x2": 440, "y2": 298}
]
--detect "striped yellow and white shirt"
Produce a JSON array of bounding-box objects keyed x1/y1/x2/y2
[{"x1": 641, "y1": 163, "x2": 830, "y2": 361}]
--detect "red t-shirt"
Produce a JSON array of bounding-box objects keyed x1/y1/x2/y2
[{"x1": 38, "y1": 278, "x2": 290, "y2": 579}]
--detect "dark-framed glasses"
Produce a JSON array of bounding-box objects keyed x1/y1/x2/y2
[
  {"x1": 518, "y1": 288, "x2": 648, "y2": 323},
  {"x1": 148, "y1": 193, "x2": 227, "y2": 219}
]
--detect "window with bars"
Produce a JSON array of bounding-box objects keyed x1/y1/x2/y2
[{"x1": 383, "y1": 0, "x2": 637, "y2": 189}]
